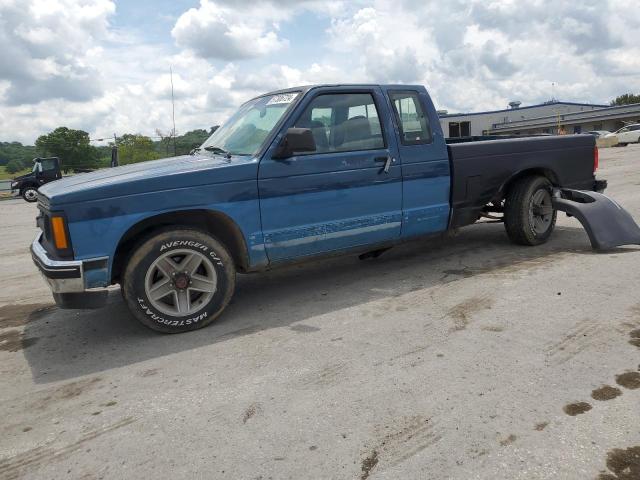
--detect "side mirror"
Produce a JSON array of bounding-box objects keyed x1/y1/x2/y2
[{"x1": 273, "y1": 128, "x2": 316, "y2": 159}]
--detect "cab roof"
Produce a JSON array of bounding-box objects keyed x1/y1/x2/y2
[{"x1": 260, "y1": 84, "x2": 425, "y2": 97}]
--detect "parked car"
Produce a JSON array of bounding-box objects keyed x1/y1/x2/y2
[
  {"x1": 11, "y1": 157, "x2": 61, "y2": 202},
  {"x1": 31, "y1": 84, "x2": 639, "y2": 334},
  {"x1": 584, "y1": 130, "x2": 611, "y2": 138},
  {"x1": 606, "y1": 124, "x2": 640, "y2": 146}
]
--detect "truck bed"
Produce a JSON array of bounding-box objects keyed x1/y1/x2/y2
[{"x1": 448, "y1": 134, "x2": 597, "y2": 228}]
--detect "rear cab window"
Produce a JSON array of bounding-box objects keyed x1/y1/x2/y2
[
  {"x1": 388, "y1": 91, "x2": 432, "y2": 145},
  {"x1": 293, "y1": 92, "x2": 385, "y2": 154}
]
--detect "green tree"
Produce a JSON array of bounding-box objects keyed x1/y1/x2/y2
[
  {"x1": 610, "y1": 93, "x2": 640, "y2": 106},
  {"x1": 174, "y1": 128, "x2": 211, "y2": 155},
  {"x1": 155, "y1": 129, "x2": 173, "y2": 156},
  {"x1": 117, "y1": 134, "x2": 161, "y2": 165},
  {"x1": 35, "y1": 127, "x2": 99, "y2": 172},
  {"x1": 151, "y1": 128, "x2": 217, "y2": 158},
  {"x1": 5, "y1": 159, "x2": 23, "y2": 174},
  {"x1": 0, "y1": 141, "x2": 37, "y2": 167}
]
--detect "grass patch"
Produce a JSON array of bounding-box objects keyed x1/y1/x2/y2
[{"x1": 0, "y1": 166, "x2": 30, "y2": 180}]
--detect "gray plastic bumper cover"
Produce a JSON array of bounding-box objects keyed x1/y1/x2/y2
[{"x1": 552, "y1": 188, "x2": 640, "y2": 251}]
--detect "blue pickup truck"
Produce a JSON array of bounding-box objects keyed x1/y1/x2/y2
[{"x1": 31, "y1": 84, "x2": 640, "y2": 333}]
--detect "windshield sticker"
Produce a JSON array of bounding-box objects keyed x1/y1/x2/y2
[{"x1": 266, "y1": 93, "x2": 299, "y2": 105}]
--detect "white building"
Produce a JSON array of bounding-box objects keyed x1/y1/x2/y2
[{"x1": 438, "y1": 101, "x2": 640, "y2": 138}]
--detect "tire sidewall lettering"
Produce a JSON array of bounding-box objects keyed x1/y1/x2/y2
[
  {"x1": 136, "y1": 297, "x2": 207, "y2": 326},
  {"x1": 159, "y1": 240, "x2": 223, "y2": 266},
  {"x1": 160, "y1": 240, "x2": 208, "y2": 252}
]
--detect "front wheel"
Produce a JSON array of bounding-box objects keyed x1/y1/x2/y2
[
  {"x1": 122, "y1": 228, "x2": 236, "y2": 333},
  {"x1": 504, "y1": 176, "x2": 557, "y2": 246},
  {"x1": 22, "y1": 187, "x2": 38, "y2": 202}
]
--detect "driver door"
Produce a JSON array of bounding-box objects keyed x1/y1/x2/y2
[
  {"x1": 258, "y1": 87, "x2": 402, "y2": 262},
  {"x1": 37, "y1": 158, "x2": 61, "y2": 184}
]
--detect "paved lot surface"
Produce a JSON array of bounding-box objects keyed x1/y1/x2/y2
[{"x1": 1, "y1": 145, "x2": 640, "y2": 480}]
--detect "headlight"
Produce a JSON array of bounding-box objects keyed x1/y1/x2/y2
[{"x1": 11, "y1": 181, "x2": 18, "y2": 189}]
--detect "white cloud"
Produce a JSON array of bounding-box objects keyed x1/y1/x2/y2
[
  {"x1": 0, "y1": 0, "x2": 115, "y2": 105},
  {"x1": 171, "y1": 0, "x2": 290, "y2": 61},
  {"x1": 327, "y1": 5, "x2": 436, "y2": 83},
  {"x1": 322, "y1": 0, "x2": 640, "y2": 113}
]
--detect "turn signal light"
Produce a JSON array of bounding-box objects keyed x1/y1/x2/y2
[
  {"x1": 594, "y1": 146, "x2": 599, "y2": 173},
  {"x1": 51, "y1": 216, "x2": 69, "y2": 250}
]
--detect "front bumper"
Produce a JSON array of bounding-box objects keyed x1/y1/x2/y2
[{"x1": 31, "y1": 233, "x2": 109, "y2": 309}]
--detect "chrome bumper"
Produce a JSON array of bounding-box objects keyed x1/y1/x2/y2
[
  {"x1": 31, "y1": 233, "x2": 84, "y2": 293},
  {"x1": 31, "y1": 232, "x2": 110, "y2": 290},
  {"x1": 31, "y1": 233, "x2": 110, "y2": 309}
]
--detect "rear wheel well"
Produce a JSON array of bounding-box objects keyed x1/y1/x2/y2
[
  {"x1": 111, "y1": 210, "x2": 249, "y2": 284},
  {"x1": 499, "y1": 168, "x2": 558, "y2": 201}
]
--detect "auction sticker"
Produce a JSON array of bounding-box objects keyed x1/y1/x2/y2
[{"x1": 266, "y1": 93, "x2": 299, "y2": 105}]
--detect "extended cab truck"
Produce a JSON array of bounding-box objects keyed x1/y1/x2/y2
[{"x1": 31, "y1": 84, "x2": 640, "y2": 333}]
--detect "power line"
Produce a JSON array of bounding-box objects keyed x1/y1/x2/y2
[{"x1": 89, "y1": 134, "x2": 170, "y2": 142}]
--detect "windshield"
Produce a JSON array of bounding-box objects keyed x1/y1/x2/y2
[{"x1": 199, "y1": 92, "x2": 299, "y2": 156}]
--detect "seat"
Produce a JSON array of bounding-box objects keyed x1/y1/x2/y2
[{"x1": 334, "y1": 116, "x2": 373, "y2": 150}]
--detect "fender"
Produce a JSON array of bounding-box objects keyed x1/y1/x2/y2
[
  {"x1": 19, "y1": 180, "x2": 39, "y2": 190},
  {"x1": 552, "y1": 188, "x2": 640, "y2": 251}
]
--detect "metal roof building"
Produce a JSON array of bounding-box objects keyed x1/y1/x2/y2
[{"x1": 438, "y1": 101, "x2": 640, "y2": 138}]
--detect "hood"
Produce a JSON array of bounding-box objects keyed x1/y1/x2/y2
[
  {"x1": 12, "y1": 171, "x2": 35, "y2": 182},
  {"x1": 39, "y1": 154, "x2": 257, "y2": 206}
]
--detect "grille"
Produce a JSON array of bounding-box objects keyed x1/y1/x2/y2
[{"x1": 37, "y1": 203, "x2": 51, "y2": 244}]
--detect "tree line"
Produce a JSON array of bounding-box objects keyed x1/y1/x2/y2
[
  {"x1": 610, "y1": 93, "x2": 640, "y2": 106},
  {"x1": 1, "y1": 127, "x2": 218, "y2": 174}
]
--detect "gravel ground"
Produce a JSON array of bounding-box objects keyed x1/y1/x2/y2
[{"x1": 1, "y1": 145, "x2": 640, "y2": 480}]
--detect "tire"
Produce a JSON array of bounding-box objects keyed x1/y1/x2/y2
[
  {"x1": 504, "y1": 176, "x2": 557, "y2": 246},
  {"x1": 122, "y1": 228, "x2": 236, "y2": 333},
  {"x1": 22, "y1": 186, "x2": 38, "y2": 202}
]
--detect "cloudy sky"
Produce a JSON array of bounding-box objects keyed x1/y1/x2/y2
[{"x1": 1, "y1": 0, "x2": 639, "y2": 144}]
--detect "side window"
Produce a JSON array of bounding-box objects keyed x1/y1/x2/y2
[
  {"x1": 388, "y1": 91, "x2": 432, "y2": 145},
  {"x1": 293, "y1": 93, "x2": 385, "y2": 154},
  {"x1": 40, "y1": 159, "x2": 56, "y2": 171},
  {"x1": 311, "y1": 107, "x2": 332, "y2": 127}
]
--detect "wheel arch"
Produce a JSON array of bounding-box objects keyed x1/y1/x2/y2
[
  {"x1": 111, "y1": 209, "x2": 250, "y2": 284},
  {"x1": 20, "y1": 181, "x2": 39, "y2": 192},
  {"x1": 497, "y1": 167, "x2": 559, "y2": 201}
]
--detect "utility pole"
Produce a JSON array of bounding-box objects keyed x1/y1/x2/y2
[
  {"x1": 170, "y1": 66, "x2": 177, "y2": 156},
  {"x1": 111, "y1": 133, "x2": 119, "y2": 167}
]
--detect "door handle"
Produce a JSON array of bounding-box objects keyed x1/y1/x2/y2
[{"x1": 374, "y1": 156, "x2": 395, "y2": 174}]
